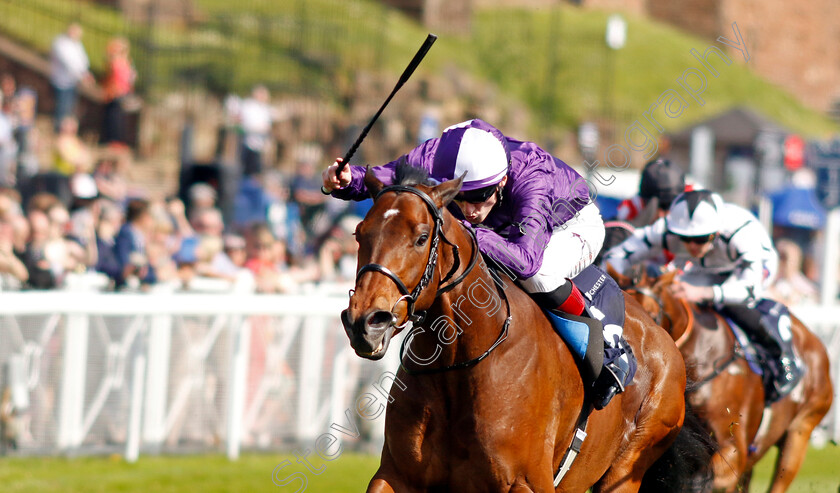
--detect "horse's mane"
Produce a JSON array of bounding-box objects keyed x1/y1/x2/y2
[{"x1": 394, "y1": 162, "x2": 434, "y2": 187}]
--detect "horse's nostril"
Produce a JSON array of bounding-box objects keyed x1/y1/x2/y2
[{"x1": 366, "y1": 311, "x2": 395, "y2": 331}]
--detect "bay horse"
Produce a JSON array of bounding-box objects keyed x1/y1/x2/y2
[
  {"x1": 608, "y1": 266, "x2": 833, "y2": 492},
  {"x1": 340, "y1": 167, "x2": 700, "y2": 492}
]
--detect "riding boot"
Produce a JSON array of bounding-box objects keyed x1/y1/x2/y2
[
  {"x1": 593, "y1": 359, "x2": 629, "y2": 410},
  {"x1": 593, "y1": 325, "x2": 632, "y2": 410},
  {"x1": 762, "y1": 315, "x2": 802, "y2": 396},
  {"x1": 536, "y1": 279, "x2": 588, "y2": 317},
  {"x1": 721, "y1": 304, "x2": 802, "y2": 397}
]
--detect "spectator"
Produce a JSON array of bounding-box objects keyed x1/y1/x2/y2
[
  {"x1": 12, "y1": 85, "x2": 38, "y2": 189},
  {"x1": 45, "y1": 203, "x2": 86, "y2": 280},
  {"x1": 93, "y1": 155, "x2": 128, "y2": 205},
  {"x1": 317, "y1": 215, "x2": 359, "y2": 283},
  {"x1": 146, "y1": 202, "x2": 180, "y2": 285},
  {"x1": 0, "y1": 201, "x2": 27, "y2": 291},
  {"x1": 233, "y1": 175, "x2": 271, "y2": 231},
  {"x1": 67, "y1": 173, "x2": 100, "y2": 268},
  {"x1": 236, "y1": 85, "x2": 273, "y2": 177},
  {"x1": 100, "y1": 37, "x2": 136, "y2": 147},
  {"x1": 263, "y1": 171, "x2": 304, "y2": 258},
  {"x1": 768, "y1": 239, "x2": 819, "y2": 306},
  {"x1": 54, "y1": 116, "x2": 93, "y2": 176},
  {"x1": 114, "y1": 199, "x2": 155, "y2": 290},
  {"x1": 291, "y1": 156, "x2": 332, "y2": 251},
  {"x1": 22, "y1": 209, "x2": 55, "y2": 289},
  {"x1": 0, "y1": 93, "x2": 16, "y2": 187},
  {"x1": 94, "y1": 199, "x2": 122, "y2": 286},
  {"x1": 188, "y1": 183, "x2": 217, "y2": 212},
  {"x1": 243, "y1": 224, "x2": 311, "y2": 293},
  {"x1": 1, "y1": 74, "x2": 38, "y2": 188},
  {"x1": 165, "y1": 197, "x2": 194, "y2": 241},
  {"x1": 49, "y1": 23, "x2": 93, "y2": 131}
]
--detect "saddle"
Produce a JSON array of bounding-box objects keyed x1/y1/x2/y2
[{"x1": 545, "y1": 265, "x2": 637, "y2": 386}]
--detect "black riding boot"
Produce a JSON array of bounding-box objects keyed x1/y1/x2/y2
[
  {"x1": 720, "y1": 304, "x2": 802, "y2": 397},
  {"x1": 593, "y1": 359, "x2": 629, "y2": 410}
]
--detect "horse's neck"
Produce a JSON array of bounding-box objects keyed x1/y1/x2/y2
[
  {"x1": 663, "y1": 292, "x2": 694, "y2": 347},
  {"x1": 412, "y1": 221, "x2": 511, "y2": 368},
  {"x1": 431, "y1": 266, "x2": 510, "y2": 366}
]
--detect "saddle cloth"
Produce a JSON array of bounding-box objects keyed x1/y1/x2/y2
[{"x1": 545, "y1": 265, "x2": 636, "y2": 384}]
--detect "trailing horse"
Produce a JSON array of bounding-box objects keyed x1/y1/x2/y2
[
  {"x1": 340, "y1": 168, "x2": 703, "y2": 492},
  {"x1": 610, "y1": 266, "x2": 833, "y2": 492}
]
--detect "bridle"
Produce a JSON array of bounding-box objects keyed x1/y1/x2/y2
[
  {"x1": 352, "y1": 184, "x2": 511, "y2": 375},
  {"x1": 353, "y1": 185, "x2": 478, "y2": 329}
]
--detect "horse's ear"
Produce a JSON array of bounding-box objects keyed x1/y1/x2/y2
[
  {"x1": 606, "y1": 262, "x2": 632, "y2": 289},
  {"x1": 364, "y1": 166, "x2": 385, "y2": 199},
  {"x1": 430, "y1": 173, "x2": 465, "y2": 208},
  {"x1": 658, "y1": 269, "x2": 679, "y2": 286}
]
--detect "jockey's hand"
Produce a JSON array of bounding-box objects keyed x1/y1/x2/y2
[
  {"x1": 322, "y1": 158, "x2": 352, "y2": 193},
  {"x1": 669, "y1": 281, "x2": 713, "y2": 303}
]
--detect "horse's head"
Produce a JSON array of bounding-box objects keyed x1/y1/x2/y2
[
  {"x1": 608, "y1": 263, "x2": 681, "y2": 333},
  {"x1": 341, "y1": 167, "x2": 464, "y2": 360}
]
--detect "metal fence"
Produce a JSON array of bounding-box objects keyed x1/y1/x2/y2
[{"x1": 0, "y1": 290, "x2": 837, "y2": 459}]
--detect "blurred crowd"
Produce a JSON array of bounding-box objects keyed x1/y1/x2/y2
[{"x1": 0, "y1": 23, "x2": 369, "y2": 295}]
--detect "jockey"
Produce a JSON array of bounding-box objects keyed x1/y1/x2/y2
[
  {"x1": 322, "y1": 118, "x2": 629, "y2": 409},
  {"x1": 605, "y1": 189, "x2": 802, "y2": 395},
  {"x1": 616, "y1": 158, "x2": 688, "y2": 223}
]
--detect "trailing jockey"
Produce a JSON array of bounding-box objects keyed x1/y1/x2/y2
[{"x1": 606, "y1": 189, "x2": 802, "y2": 399}]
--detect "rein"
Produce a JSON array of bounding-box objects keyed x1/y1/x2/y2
[
  {"x1": 629, "y1": 284, "x2": 743, "y2": 387},
  {"x1": 354, "y1": 184, "x2": 511, "y2": 375}
]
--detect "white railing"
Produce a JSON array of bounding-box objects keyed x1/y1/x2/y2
[
  {"x1": 0, "y1": 289, "x2": 400, "y2": 459},
  {"x1": 0, "y1": 291, "x2": 836, "y2": 460}
]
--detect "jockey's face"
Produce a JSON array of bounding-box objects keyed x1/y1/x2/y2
[
  {"x1": 455, "y1": 176, "x2": 507, "y2": 225},
  {"x1": 678, "y1": 233, "x2": 716, "y2": 258}
]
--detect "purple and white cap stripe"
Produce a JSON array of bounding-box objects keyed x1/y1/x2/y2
[{"x1": 432, "y1": 119, "x2": 511, "y2": 191}]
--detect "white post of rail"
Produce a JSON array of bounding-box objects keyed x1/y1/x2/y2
[
  {"x1": 296, "y1": 317, "x2": 326, "y2": 442},
  {"x1": 226, "y1": 316, "x2": 251, "y2": 460},
  {"x1": 57, "y1": 314, "x2": 89, "y2": 450},
  {"x1": 143, "y1": 314, "x2": 172, "y2": 449},
  {"x1": 126, "y1": 354, "x2": 147, "y2": 463},
  {"x1": 820, "y1": 208, "x2": 840, "y2": 306}
]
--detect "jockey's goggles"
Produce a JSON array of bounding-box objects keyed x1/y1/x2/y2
[
  {"x1": 454, "y1": 184, "x2": 498, "y2": 204},
  {"x1": 676, "y1": 233, "x2": 716, "y2": 245}
]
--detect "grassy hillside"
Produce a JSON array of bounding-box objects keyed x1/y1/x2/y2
[
  {"x1": 0, "y1": 0, "x2": 836, "y2": 137},
  {"x1": 194, "y1": 1, "x2": 840, "y2": 137}
]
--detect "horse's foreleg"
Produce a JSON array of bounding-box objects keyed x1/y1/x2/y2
[
  {"x1": 767, "y1": 426, "x2": 812, "y2": 493},
  {"x1": 737, "y1": 470, "x2": 753, "y2": 492},
  {"x1": 711, "y1": 442, "x2": 745, "y2": 492}
]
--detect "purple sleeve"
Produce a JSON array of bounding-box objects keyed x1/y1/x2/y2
[
  {"x1": 330, "y1": 139, "x2": 439, "y2": 201},
  {"x1": 476, "y1": 169, "x2": 555, "y2": 279}
]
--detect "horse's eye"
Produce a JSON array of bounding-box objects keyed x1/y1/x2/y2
[{"x1": 415, "y1": 234, "x2": 429, "y2": 247}]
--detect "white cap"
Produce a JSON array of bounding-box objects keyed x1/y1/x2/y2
[{"x1": 666, "y1": 190, "x2": 725, "y2": 237}]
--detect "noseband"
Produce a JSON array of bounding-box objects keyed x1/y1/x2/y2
[{"x1": 353, "y1": 185, "x2": 477, "y2": 328}]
